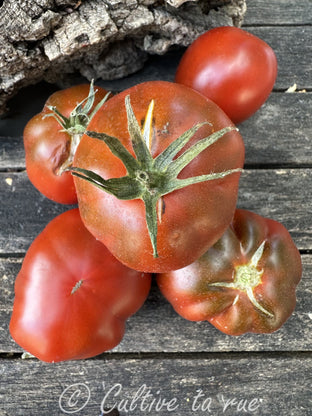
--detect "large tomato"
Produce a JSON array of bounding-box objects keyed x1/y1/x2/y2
[
  {"x1": 23, "y1": 83, "x2": 109, "y2": 204},
  {"x1": 9, "y1": 209, "x2": 151, "y2": 362},
  {"x1": 73, "y1": 81, "x2": 245, "y2": 273},
  {"x1": 175, "y1": 26, "x2": 278, "y2": 124},
  {"x1": 157, "y1": 209, "x2": 302, "y2": 335}
]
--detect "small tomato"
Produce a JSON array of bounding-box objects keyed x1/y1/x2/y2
[
  {"x1": 23, "y1": 83, "x2": 110, "y2": 204},
  {"x1": 175, "y1": 26, "x2": 278, "y2": 124}
]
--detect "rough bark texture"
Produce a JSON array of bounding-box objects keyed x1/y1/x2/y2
[{"x1": 0, "y1": 0, "x2": 246, "y2": 114}]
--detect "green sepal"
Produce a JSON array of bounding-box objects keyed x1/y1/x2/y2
[
  {"x1": 71, "y1": 167, "x2": 142, "y2": 200},
  {"x1": 162, "y1": 168, "x2": 243, "y2": 195},
  {"x1": 153, "y1": 122, "x2": 210, "y2": 172},
  {"x1": 44, "y1": 106, "x2": 70, "y2": 130},
  {"x1": 74, "y1": 80, "x2": 96, "y2": 115},
  {"x1": 167, "y1": 126, "x2": 238, "y2": 178},
  {"x1": 86, "y1": 130, "x2": 139, "y2": 175}
]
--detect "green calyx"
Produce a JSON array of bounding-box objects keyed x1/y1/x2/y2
[
  {"x1": 71, "y1": 95, "x2": 242, "y2": 258},
  {"x1": 210, "y1": 241, "x2": 274, "y2": 317},
  {"x1": 44, "y1": 80, "x2": 110, "y2": 175}
]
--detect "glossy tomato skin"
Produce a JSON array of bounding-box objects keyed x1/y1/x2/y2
[
  {"x1": 73, "y1": 81, "x2": 245, "y2": 273},
  {"x1": 9, "y1": 209, "x2": 151, "y2": 362},
  {"x1": 157, "y1": 209, "x2": 302, "y2": 335},
  {"x1": 23, "y1": 84, "x2": 108, "y2": 204},
  {"x1": 175, "y1": 26, "x2": 278, "y2": 124}
]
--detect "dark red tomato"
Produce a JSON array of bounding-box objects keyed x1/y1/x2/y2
[
  {"x1": 23, "y1": 83, "x2": 109, "y2": 204},
  {"x1": 157, "y1": 209, "x2": 302, "y2": 335},
  {"x1": 9, "y1": 209, "x2": 151, "y2": 362},
  {"x1": 73, "y1": 81, "x2": 245, "y2": 273},
  {"x1": 175, "y1": 26, "x2": 278, "y2": 124}
]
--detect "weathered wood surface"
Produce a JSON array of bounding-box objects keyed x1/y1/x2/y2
[
  {"x1": 247, "y1": 27, "x2": 312, "y2": 90},
  {"x1": 244, "y1": 0, "x2": 312, "y2": 25},
  {"x1": 0, "y1": 168, "x2": 311, "y2": 254},
  {"x1": 1, "y1": 354, "x2": 312, "y2": 415},
  {"x1": 1, "y1": 1, "x2": 312, "y2": 415}
]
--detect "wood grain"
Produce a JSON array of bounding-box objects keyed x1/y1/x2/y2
[
  {"x1": 1, "y1": 354, "x2": 312, "y2": 415},
  {"x1": 0, "y1": 168, "x2": 310, "y2": 254},
  {"x1": 247, "y1": 27, "x2": 312, "y2": 90},
  {"x1": 244, "y1": 0, "x2": 312, "y2": 25}
]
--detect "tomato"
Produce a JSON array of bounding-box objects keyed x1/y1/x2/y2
[
  {"x1": 157, "y1": 209, "x2": 302, "y2": 335},
  {"x1": 175, "y1": 26, "x2": 278, "y2": 124},
  {"x1": 72, "y1": 81, "x2": 245, "y2": 273},
  {"x1": 23, "y1": 83, "x2": 109, "y2": 204},
  {"x1": 9, "y1": 209, "x2": 151, "y2": 362}
]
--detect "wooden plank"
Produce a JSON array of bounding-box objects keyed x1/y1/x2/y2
[
  {"x1": 237, "y1": 168, "x2": 312, "y2": 249},
  {"x1": 1, "y1": 253, "x2": 310, "y2": 354},
  {"x1": 1, "y1": 168, "x2": 310, "y2": 254},
  {"x1": 240, "y1": 92, "x2": 312, "y2": 166},
  {"x1": 243, "y1": 0, "x2": 312, "y2": 25},
  {"x1": 0, "y1": 172, "x2": 73, "y2": 253},
  {"x1": 245, "y1": 26, "x2": 312, "y2": 90},
  {"x1": 1, "y1": 354, "x2": 312, "y2": 415},
  {"x1": 2, "y1": 92, "x2": 311, "y2": 169},
  {"x1": 0, "y1": 136, "x2": 24, "y2": 170}
]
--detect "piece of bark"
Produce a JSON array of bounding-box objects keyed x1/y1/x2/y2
[{"x1": 0, "y1": 0, "x2": 246, "y2": 114}]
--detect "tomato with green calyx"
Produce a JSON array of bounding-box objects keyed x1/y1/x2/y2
[
  {"x1": 9, "y1": 209, "x2": 151, "y2": 362},
  {"x1": 72, "y1": 81, "x2": 245, "y2": 273},
  {"x1": 157, "y1": 209, "x2": 302, "y2": 335},
  {"x1": 175, "y1": 26, "x2": 278, "y2": 124},
  {"x1": 23, "y1": 82, "x2": 110, "y2": 204}
]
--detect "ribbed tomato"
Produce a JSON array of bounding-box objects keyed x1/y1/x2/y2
[
  {"x1": 10, "y1": 209, "x2": 151, "y2": 362},
  {"x1": 157, "y1": 209, "x2": 302, "y2": 335},
  {"x1": 73, "y1": 81, "x2": 245, "y2": 272}
]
